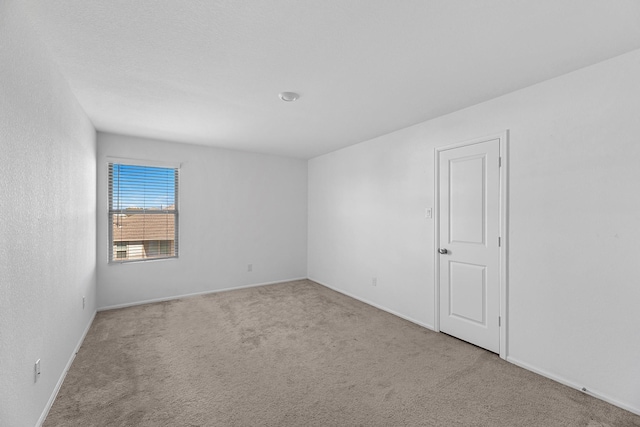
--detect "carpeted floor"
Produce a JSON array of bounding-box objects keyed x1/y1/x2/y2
[{"x1": 44, "y1": 279, "x2": 640, "y2": 426}]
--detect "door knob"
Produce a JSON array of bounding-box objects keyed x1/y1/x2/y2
[{"x1": 438, "y1": 248, "x2": 448, "y2": 254}]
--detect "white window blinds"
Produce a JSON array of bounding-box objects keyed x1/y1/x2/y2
[{"x1": 108, "y1": 163, "x2": 179, "y2": 262}]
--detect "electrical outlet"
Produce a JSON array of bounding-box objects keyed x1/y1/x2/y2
[
  {"x1": 372, "y1": 277, "x2": 377, "y2": 287},
  {"x1": 82, "y1": 296, "x2": 85, "y2": 309},
  {"x1": 248, "y1": 264, "x2": 252, "y2": 272},
  {"x1": 35, "y1": 359, "x2": 41, "y2": 383}
]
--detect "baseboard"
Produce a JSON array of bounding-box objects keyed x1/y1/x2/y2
[
  {"x1": 35, "y1": 280, "x2": 640, "y2": 421},
  {"x1": 308, "y1": 277, "x2": 434, "y2": 331},
  {"x1": 36, "y1": 310, "x2": 97, "y2": 427},
  {"x1": 97, "y1": 277, "x2": 309, "y2": 311},
  {"x1": 507, "y1": 356, "x2": 640, "y2": 417},
  {"x1": 309, "y1": 278, "x2": 639, "y2": 417}
]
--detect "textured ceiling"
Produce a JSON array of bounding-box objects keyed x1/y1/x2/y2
[{"x1": 21, "y1": 1, "x2": 640, "y2": 158}]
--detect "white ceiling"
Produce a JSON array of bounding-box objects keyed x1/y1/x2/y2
[{"x1": 22, "y1": 1, "x2": 640, "y2": 159}]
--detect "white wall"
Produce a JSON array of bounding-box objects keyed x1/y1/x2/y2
[
  {"x1": 97, "y1": 133, "x2": 307, "y2": 308},
  {"x1": 0, "y1": 1, "x2": 97, "y2": 426},
  {"x1": 308, "y1": 48, "x2": 640, "y2": 414}
]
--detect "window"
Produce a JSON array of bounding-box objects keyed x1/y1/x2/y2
[
  {"x1": 116, "y1": 243, "x2": 128, "y2": 259},
  {"x1": 145, "y1": 240, "x2": 172, "y2": 257},
  {"x1": 109, "y1": 162, "x2": 179, "y2": 262}
]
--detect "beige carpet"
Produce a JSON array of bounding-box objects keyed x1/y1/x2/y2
[{"x1": 44, "y1": 280, "x2": 639, "y2": 426}]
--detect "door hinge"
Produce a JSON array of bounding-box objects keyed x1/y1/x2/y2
[
  {"x1": 498, "y1": 316, "x2": 501, "y2": 327},
  {"x1": 498, "y1": 236, "x2": 501, "y2": 247},
  {"x1": 498, "y1": 157, "x2": 502, "y2": 167}
]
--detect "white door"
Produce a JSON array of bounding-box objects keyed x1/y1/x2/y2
[{"x1": 438, "y1": 138, "x2": 501, "y2": 353}]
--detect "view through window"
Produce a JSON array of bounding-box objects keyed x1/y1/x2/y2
[{"x1": 108, "y1": 163, "x2": 179, "y2": 262}]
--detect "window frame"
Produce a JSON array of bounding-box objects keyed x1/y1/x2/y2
[{"x1": 107, "y1": 159, "x2": 180, "y2": 264}]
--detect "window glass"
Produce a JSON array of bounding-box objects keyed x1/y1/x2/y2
[{"x1": 108, "y1": 163, "x2": 179, "y2": 263}]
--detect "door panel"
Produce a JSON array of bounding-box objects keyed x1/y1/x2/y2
[
  {"x1": 450, "y1": 156, "x2": 485, "y2": 244},
  {"x1": 438, "y1": 138, "x2": 500, "y2": 353},
  {"x1": 449, "y1": 261, "x2": 486, "y2": 324}
]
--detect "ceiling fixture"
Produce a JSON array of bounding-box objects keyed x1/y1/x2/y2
[{"x1": 279, "y1": 92, "x2": 300, "y2": 102}]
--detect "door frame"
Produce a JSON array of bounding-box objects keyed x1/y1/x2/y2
[{"x1": 433, "y1": 131, "x2": 509, "y2": 360}]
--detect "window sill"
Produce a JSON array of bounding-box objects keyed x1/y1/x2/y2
[{"x1": 108, "y1": 256, "x2": 179, "y2": 265}]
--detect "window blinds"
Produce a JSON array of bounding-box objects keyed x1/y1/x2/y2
[{"x1": 108, "y1": 163, "x2": 179, "y2": 262}]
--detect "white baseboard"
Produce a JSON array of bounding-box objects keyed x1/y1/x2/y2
[
  {"x1": 97, "y1": 277, "x2": 309, "y2": 311},
  {"x1": 48, "y1": 279, "x2": 639, "y2": 420},
  {"x1": 309, "y1": 278, "x2": 639, "y2": 417},
  {"x1": 308, "y1": 277, "x2": 434, "y2": 331},
  {"x1": 507, "y1": 356, "x2": 640, "y2": 416},
  {"x1": 36, "y1": 310, "x2": 97, "y2": 427}
]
